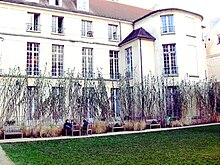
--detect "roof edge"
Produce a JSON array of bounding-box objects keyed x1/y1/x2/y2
[
  {"x1": 133, "y1": 8, "x2": 204, "y2": 23},
  {"x1": 118, "y1": 37, "x2": 155, "y2": 47},
  {"x1": 0, "y1": 0, "x2": 134, "y2": 22}
]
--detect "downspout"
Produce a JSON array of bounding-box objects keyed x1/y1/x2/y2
[
  {"x1": 119, "y1": 21, "x2": 122, "y2": 41},
  {"x1": 139, "y1": 38, "x2": 144, "y2": 119}
]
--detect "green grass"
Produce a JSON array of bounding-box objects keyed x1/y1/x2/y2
[{"x1": 1, "y1": 125, "x2": 220, "y2": 165}]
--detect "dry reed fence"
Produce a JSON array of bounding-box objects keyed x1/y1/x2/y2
[{"x1": 0, "y1": 68, "x2": 219, "y2": 138}]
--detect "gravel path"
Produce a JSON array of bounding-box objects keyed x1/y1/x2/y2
[{"x1": 0, "y1": 146, "x2": 14, "y2": 165}]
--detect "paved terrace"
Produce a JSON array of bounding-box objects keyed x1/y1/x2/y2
[{"x1": 0, "y1": 123, "x2": 219, "y2": 165}]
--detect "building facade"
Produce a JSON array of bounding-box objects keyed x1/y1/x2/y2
[
  {"x1": 0, "y1": 0, "x2": 209, "y2": 124},
  {"x1": 205, "y1": 18, "x2": 220, "y2": 82}
]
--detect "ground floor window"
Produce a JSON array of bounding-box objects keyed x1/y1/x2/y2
[
  {"x1": 166, "y1": 86, "x2": 181, "y2": 118},
  {"x1": 82, "y1": 87, "x2": 95, "y2": 119},
  {"x1": 27, "y1": 86, "x2": 39, "y2": 120},
  {"x1": 51, "y1": 87, "x2": 65, "y2": 121},
  {"x1": 111, "y1": 88, "x2": 120, "y2": 117}
]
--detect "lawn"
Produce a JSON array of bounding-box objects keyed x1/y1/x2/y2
[{"x1": 1, "y1": 125, "x2": 220, "y2": 165}]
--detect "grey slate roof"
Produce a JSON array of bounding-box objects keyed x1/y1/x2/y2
[
  {"x1": 0, "y1": 0, "x2": 152, "y2": 22},
  {"x1": 118, "y1": 27, "x2": 156, "y2": 46}
]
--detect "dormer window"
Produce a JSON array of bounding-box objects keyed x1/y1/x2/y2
[
  {"x1": 108, "y1": 24, "x2": 119, "y2": 41},
  {"x1": 49, "y1": 0, "x2": 62, "y2": 6},
  {"x1": 81, "y1": 20, "x2": 93, "y2": 38},
  {"x1": 55, "y1": 0, "x2": 59, "y2": 5},
  {"x1": 77, "y1": 0, "x2": 89, "y2": 11}
]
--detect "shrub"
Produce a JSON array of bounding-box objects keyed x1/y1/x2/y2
[
  {"x1": 93, "y1": 120, "x2": 107, "y2": 134},
  {"x1": 124, "y1": 121, "x2": 134, "y2": 131}
]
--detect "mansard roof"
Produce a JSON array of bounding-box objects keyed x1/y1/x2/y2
[
  {"x1": 0, "y1": 0, "x2": 152, "y2": 22},
  {"x1": 89, "y1": 0, "x2": 151, "y2": 22},
  {"x1": 118, "y1": 27, "x2": 156, "y2": 46}
]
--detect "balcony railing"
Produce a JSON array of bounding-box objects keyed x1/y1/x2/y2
[
  {"x1": 163, "y1": 66, "x2": 178, "y2": 77},
  {"x1": 82, "y1": 71, "x2": 95, "y2": 79},
  {"x1": 161, "y1": 26, "x2": 175, "y2": 34},
  {"x1": 87, "y1": 31, "x2": 93, "y2": 37},
  {"x1": 110, "y1": 73, "x2": 120, "y2": 80},
  {"x1": 51, "y1": 27, "x2": 65, "y2": 34},
  {"x1": 109, "y1": 33, "x2": 119, "y2": 41},
  {"x1": 26, "y1": 70, "x2": 41, "y2": 76},
  {"x1": 26, "y1": 23, "x2": 41, "y2": 32}
]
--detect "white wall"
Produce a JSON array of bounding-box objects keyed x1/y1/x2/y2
[
  {"x1": 119, "y1": 39, "x2": 155, "y2": 82},
  {"x1": 134, "y1": 9, "x2": 206, "y2": 81},
  {"x1": 0, "y1": 2, "x2": 132, "y2": 79},
  {"x1": 206, "y1": 20, "x2": 220, "y2": 81}
]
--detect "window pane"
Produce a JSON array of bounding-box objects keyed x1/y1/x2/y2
[{"x1": 27, "y1": 42, "x2": 40, "y2": 76}]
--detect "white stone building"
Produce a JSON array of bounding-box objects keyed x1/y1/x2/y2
[
  {"x1": 0, "y1": 0, "x2": 208, "y2": 122},
  {"x1": 205, "y1": 18, "x2": 220, "y2": 82}
]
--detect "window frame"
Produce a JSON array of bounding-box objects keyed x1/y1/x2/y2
[
  {"x1": 52, "y1": 15, "x2": 64, "y2": 34},
  {"x1": 125, "y1": 47, "x2": 133, "y2": 79},
  {"x1": 108, "y1": 24, "x2": 119, "y2": 41},
  {"x1": 52, "y1": 44, "x2": 64, "y2": 77},
  {"x1": 111, "y1": 88, "x2": 120, "y2": 117},
  {"x1": 27, "y1": 42, "x2": 40, "y2": 76},
  {"x1": 81, "y1": 20, "x2": 93, "y2": 37},
  {"x1": 161, "y1": 15, "x2": 175, "y2": 34},
  {"x1": 51, "y1": 86, "x2": 65, "y2": 121},
  {"x1": 27, "y1": 12, "x2": 41, "y2": 32},
  {"x1": 109, "y1": 50, "x2": 119, "y2": 80},
  {"x1": 82, "y1": 47, "x2": 94, "y2": 78},
  {"x1": 27, "y1": 86, "x2": 39, "y2": 120},
  {"x1": 163, "y1": 44, "x2": 178, "y2": 76},
  {"x1": 166, "y1": 86, "x2": 181, "y2": 118}
]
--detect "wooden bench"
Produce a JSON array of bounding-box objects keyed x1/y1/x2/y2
[
  {"x1": 3, "y1": 125, "x2": 23, "y2": 139},
  {"x1": 81, "y1": 124, "x2": 92, "y2": 135},
  {"x1": 146, "y1": 119, "x2": 161, "y2": 129},
  {"x1": 65, "y1": 124, "x2": 81, "y2": 136},
  {"x1": 112, "y1": 126, "x2": 124, "y2": 132}
]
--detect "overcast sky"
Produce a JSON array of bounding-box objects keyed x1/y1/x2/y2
[{"x1": 116, "y1": 0, "x2": 219, "y2": 27}]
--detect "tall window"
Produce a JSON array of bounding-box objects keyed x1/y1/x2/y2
[
  {"x1": 109, "y1": 50, "x2": 119, "y2": 79},
  {"x1": 27, "y1": 12, "x2": 40, "y2": 32},
  {"x1": 108, "y1": 24, "x2": 119, "y2": 41},
  {"x1": 51, "y1": 87, "x2": 64, "y2": 121},
  {"x1": 27, "y1": 42, "x2": 40, "y2": 76},
  {"x1": 111, "y1": 88, "x2": 120, "y2": 117},
  {"x1": 27, "y1": 86, "x2": 38, "y2": 120},
  {"x1": 125, "y1": 47, "x2": 133, "y2": 78},
  {"x1": 82, "y1": 87, "x2": 95, "y2": 119},
  {"x1": 161, "y1": 15, "x2": 175, "y2": 34},
  {"x1": 163, "y1": 44, "x2": 178, "y2": 76},
  {"x1": 166, "y1": 86, "x2": 180, "y2": 118},
  {"x1": 82, "y1": 48, "x2": 93, "y2": 78},
  {"x1": 81, "y1": 20, "x2": 93, "y2": 37},
  {"x1": 52, "y1": 16, "x2": 64, "y2": 34},
  {"x1": 52, "y1": 45, "x2": 64, "y2": 77}
]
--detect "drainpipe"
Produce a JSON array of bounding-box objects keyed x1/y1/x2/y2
[
  {"x1": 119, "y1": 21, "x2": 122, "y2": 41},
  {"x1": 139, "y1": 38, "x2": 144, "y2": 119}
]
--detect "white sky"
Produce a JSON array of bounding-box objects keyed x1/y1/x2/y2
[{"x1": 116, "y1": 0, "x2": 219, "y2": 28}]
